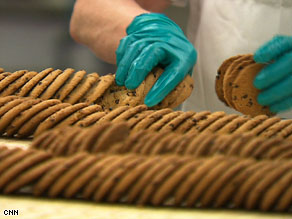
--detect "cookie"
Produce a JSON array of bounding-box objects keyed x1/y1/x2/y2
[
  {"x1": 48, "y1": 155, "x2": 98, "y2": 197},
  {"x1": 63, "y1": 155, "x2": 114, "y2": 198},
  {"x1": 249, "y1": 117, "x2": 281, "y2": 136},
  {"x1": 98, "y1": 106, "x2": 130, "y2": 122},
  {"x1": 137, "y1": 156, "x2": 188, "y2": 205},
  {"x1": 233, "y1": 115, "x2": 268, "y2": 134},
  {"x1": 259, "y1": 119, "x2": 292, "y2": 138},
  {"x1": 201, "y1": 159, "x2": 253, "y2": 207},
  {"x1": 5, "y1": 99, "x2": 61, "y2": 137},
  {"x1": 83, "y1": 154, "x2": 135, "y2": 199},
  {"x1": 0, "y1": 70, "x2": 27, "y2": 93},
  {"x1": 127, "y1": 110, "x2": 154, "y2": 129},
  {"x1": 17, "y1": 102, "x2": 71, "y2": 137},
  {"x1": 0, "y1": 98, "x2": 26, "y2": 118},
  {"x1": 54, "y1": 127, "x2": 82, "y2": 156},
  {"x1": 107, "y1": 156, "x2": 161, "y2": 202},
  {"x1": 33, "y1": 153, "x2": 87, "y2": 196},
  {"x1": 42, "y1": 68, "x2": 75, "y2": 99},
  {"x1": 231, "y1": 63, "x2": 273, "y2": 116},
  {"x1": 186, "y1": 158, "x2": 233, "y2": 206},
  {"x1": 82, "y1": 74, "x2": 114, "y2": 104},
  {"x1": 18, "y1": 68, "x2": 53, "y2": 97},
  {"x1": 4, "y1": 158, "x2": 61, "y2": 194},
  {"x1": 64, "y1": 73, "x2": 99, "y2": 104},
  {"x1": 223, "y1": 55, "x2": 254, "y2": 108},
  {"x1": 151, "y1": 159, "x2": 201, "y2": 205},
  {"x1": 76, "y1": 122, "x2": 112, "y2": 153},
  {"x1": 75, "y1": 111, "x2": 107, "y2": 127},
  {"x1": 261, "y1": 168, "x2": 292, "y2": 211},
  {"x1": 132, "y1": 108, "x2": 173, "y2": 132},
  {"x1": 176, "y1": 111, "x2": 211, "y2": 134},
  {"x1": 160, "y1": 111, "x2": 196, "y2": 133},
  {"x1": 148, "y1": 111, "x2": 183, "y2": 132},
  {"x1": 202, "y1": 114, "x2": 239, "y2": 133},
  {"x1": 0, "y1": 151, "x2": 51, "y2": 190},
  {"x1": 93, "y1": 156, "x2": 143, "y2": 202},
  {"x1": 112, "y1": 105, "x2": 148, "y2": 123},
  {"x1": 0, "y1": 71, "x2": 37, "y2": 97},
  {"x1": 216, "y1": 55, "x2": 243, "y2": 104},
  {"x1": 216, "y1": 116, "x2": 249, "y2": 134},
  {"x1": 245, "y1": 162, "x2": 292, "y2": 210},
  {"x1": 174, "y1": 156, "x2": 225, "y2": 205},
  {"x1": 188, "y1": 111, "x2": 226, "y2": 133},
  {"x1": 55, "y1": 70, "x2": 86, "y2": 101},
  {"x1": 154, "y1": 75, "x2": 194, "y2": 109},
  {"x1": 91, "y1": 122, "x2": 130, "y2": 153},
  {"x1": 29, "y1": 69, "x2": 63, "y2": 98},
  {"x1": 34, "y1": 103, "x2": 88, "y2": 136},
  {"x1": 0, "y1": 98, "x2": 41, "y2": 134},
  {"x1": 54, "y1": 105, "x2": 102, "y2": 128}
]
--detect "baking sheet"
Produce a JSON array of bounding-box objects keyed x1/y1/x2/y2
[{"x1": 0, "y1": 138, "x2": 290, "y2": 219}]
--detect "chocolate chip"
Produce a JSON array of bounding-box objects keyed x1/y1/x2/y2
[
  {"x1": 242, "y1": 94, "x2": 248, "y2": 99},
  {"x1": 38, "y1": 81, "x2": 42, "y2": 85},
  {"x1": 217, "y1": 70, "x2": 221, "y2": 75},
  {"x1": 110, "y1": 89, "x2": 115, "y2": 93},
  {"x1": 115, "y1": 99, "x2": 119, "y2": 104}
]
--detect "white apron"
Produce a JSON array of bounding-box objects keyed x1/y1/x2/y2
[{"x1": 181, "y1": 0, "x2": 292, "y2": 118}]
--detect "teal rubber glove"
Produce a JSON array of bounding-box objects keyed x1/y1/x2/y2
[
  {"x1": 115, "y1": 13, "x2": 197, "y2": 107},
  {"x1": 253, "y1": 35, "x2": 292, "y2": 113}
]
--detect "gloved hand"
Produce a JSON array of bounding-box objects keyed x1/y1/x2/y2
[
  {"x1": 253, "y1": 35, "x2": 292, "y2": 113},
  {"x1": 115, "y1": 13, "x2": 197, "y2": 107}
]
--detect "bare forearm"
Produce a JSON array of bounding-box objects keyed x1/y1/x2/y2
[{"x1": 70, "y1": 0, "x2": 170, "y2": 64}]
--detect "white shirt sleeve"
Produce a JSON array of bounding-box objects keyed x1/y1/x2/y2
[{"x1": 170, "y1": 0, "x2": 188, "y2": 7}]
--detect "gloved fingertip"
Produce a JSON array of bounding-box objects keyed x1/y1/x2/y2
[
  {"x1": 269, "y1": 106, "x2": 280, "y2": 113},
  {"x1": 253, "y1": 51, "x2": 265, "y2": 63},
  {"x1": 253, "y1": 74, "x2": 266, "y2": 90},
  {"x1": 257, "y1": 93, "x2": 269, "y2": 106},
  {"x1": 125, "y1": 79, "x2": 139, "y2": 90},
  {"x1": 115, "y1": 67, "x2": 127, "y2": 86},
  {"x1": 144, "y1": 96, "x2": 157, "y2": 107}
]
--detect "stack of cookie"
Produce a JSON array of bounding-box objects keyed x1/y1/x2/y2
[
  {"x1": 0, "y1": 67, "x2": 193, "y2": 110},
  {"x1": 0, "y1": 145, "x2": 291, "y2": 211},
  {"x1": 215, "y1": 54, "x2": 272, "y2": 117},
  {"x1": 31, "y1": 122, "x2": 292, "y2": 160},
  {"x1": 1, "y1": 96, "x2": 292, "y2": 138}
]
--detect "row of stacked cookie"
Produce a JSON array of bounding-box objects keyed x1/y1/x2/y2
[
  {"x1": 0, "y1": 67, "x2": 193, "y2": 110},
  {"x1": 215, "y1": 54, "x2": 271, "y2": 116},
  {"x1": 31, "y1": 122, "x2": 292, "y2": 159},
  {"x1": 1, "y1": 96, "x2": 292, "y2": 138},
  {"x1": 0, "y1": 146, "x2": 291, "y2": 211}
]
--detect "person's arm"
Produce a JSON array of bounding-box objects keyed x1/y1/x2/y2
[{"x1": 70, "y1": 0, "x2": 170, "y2": 64}]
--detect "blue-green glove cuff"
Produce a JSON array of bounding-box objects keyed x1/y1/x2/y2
[{"x1": 126, "y1": 13, "x2": 183, "y2": 35}]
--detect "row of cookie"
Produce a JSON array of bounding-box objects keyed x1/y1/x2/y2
[
  {"x1": 1, "y1": 95, "x2": 292, "y2": 139},
  {"x1": 0, "y1": 67, "x2": 193, "y2": 110},
  {"x1": 215, "y1": 54, "x2": 272, "y2": 116},
  {"x1": 32, "y1": 122, "x2": 292, "y2": 160},
  {"x1": 0, "y1": 146, "x2": 291, "y2": 211}
]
